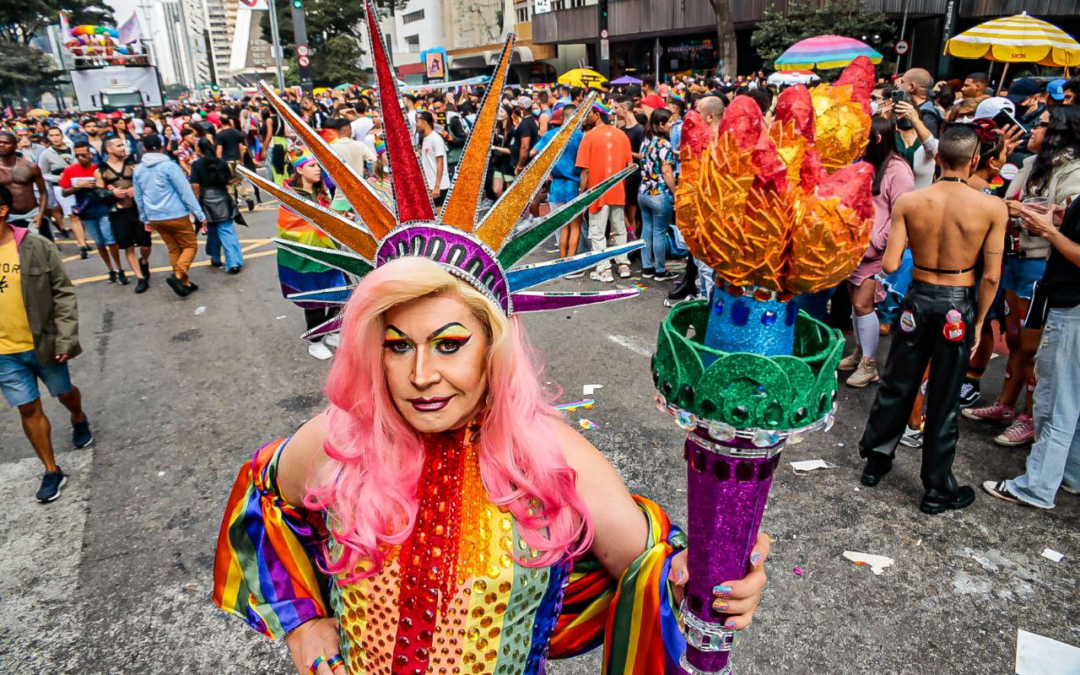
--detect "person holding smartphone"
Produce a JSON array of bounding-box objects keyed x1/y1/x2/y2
[{"x1": 963, "y1": 106, "x2": 1080, "y2": 447}]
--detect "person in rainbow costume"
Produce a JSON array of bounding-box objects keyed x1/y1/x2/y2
[{"x1": 212, "y1": 4, "x2": 770, "y2": 675}]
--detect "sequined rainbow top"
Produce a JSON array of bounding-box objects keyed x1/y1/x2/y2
[{"x1": 213, "y1": 434, "x2": 689, "y2": 675}]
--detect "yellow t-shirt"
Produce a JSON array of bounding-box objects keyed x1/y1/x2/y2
[{"x1": 0, "y1": 240, "x2": 35, "y2": 355}]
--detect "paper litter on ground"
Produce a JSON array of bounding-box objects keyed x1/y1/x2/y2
[
  {"x1": 578, "y1": 419, "x2": 598, "y2": 430},
  {"x1": 583, "y1": 384, "x2": 604, "y2": 396},
  {"x1": 1041, "y1": 548, "x2": 1065, "y2": 563},
  {"x1": 790, "y1": 459, "x2": 836, "y2": 474},
  {"x1": 843, "y1": 551, "x2": 895, "y2": 575},
  {"x1": 1015, "y1": 628, "x2": 1080, "y2": 675},
  {"x1": 194, "y1": 306, "x2": 206, "y2": 315}
]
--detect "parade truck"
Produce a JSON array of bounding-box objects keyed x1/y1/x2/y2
[{"x1": 70, "y1": 65, "x2": 165, "y2": 112}]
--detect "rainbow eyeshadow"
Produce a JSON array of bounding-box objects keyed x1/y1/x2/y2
[{"x1": 431, "y1": 323, "x2": 473, "y2": 341}]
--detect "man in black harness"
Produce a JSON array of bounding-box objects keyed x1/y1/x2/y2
[{"x1": 858, "y1": 125, "x2": 1008, "y2": 514}]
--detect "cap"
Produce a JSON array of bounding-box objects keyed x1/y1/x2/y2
[
  {"x1": 641, "y1": 94, "x2": 666, "y2": 110},
  {"x1": 973, "y1": 97, "x2": 1016, "y2": 121},
  {"x1": 515, "y1": 95, "x2": 533, "y2": 109},
  {"x1": 1005, "y1": 77, "x2": 1043, "y2": 105},
  {"x1": 1047, "y1": 78, "x2": 1066, "y2": 102}
]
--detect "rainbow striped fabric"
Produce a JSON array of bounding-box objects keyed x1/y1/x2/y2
[
  {"x1": 275, "y1": 190, "x2": 347, "y2": 301},
  {"x1": 212, "y1": 439, "x2": 688, "y2": 674}
]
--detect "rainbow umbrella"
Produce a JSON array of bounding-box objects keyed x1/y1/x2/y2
[{"x1": 775, "y1": 35, "x2": 883, "y2": 71}]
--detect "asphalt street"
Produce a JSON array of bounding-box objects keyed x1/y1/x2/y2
[{"x1": 0, "y1": 207, "x2": 1076, "y2": 675}]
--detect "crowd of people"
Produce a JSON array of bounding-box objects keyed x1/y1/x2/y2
[{"x1": 1, "y1": 65, "x2": 1079, "y2": 513}]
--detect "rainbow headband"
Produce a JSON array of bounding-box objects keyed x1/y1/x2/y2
[
  {"x1": 235, "y1": 0, "x2": 643, "y2": 341},
  {"x1": 592, "y1": 99, "x2": 613, "y2": 116},
  {"x1": 290, "y1": 151, "x2": 316, "y2": 170}
]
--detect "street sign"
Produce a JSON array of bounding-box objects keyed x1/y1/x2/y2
[
  {"x1": 600, "y1": 28, "x2": 608, "y2": 39},
  {"x1": 296, "y1": 44, "x2": 309, "y2": 57},
  {"x1": 895, "y1": 40, "x2": 910, "y2": 56},
  {"x1": 600, "y1": 38, "x2": 609, "y2": 61},
  {"x1": 298, "y1": 55, "x2": 310, "y2": 67}
]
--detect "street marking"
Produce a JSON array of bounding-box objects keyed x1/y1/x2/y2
[
  {"x1": 608, "y1": 334, "x2": 652, "y2": 357},
  {"x1": 72, "y1": 249, "x2": 277, "y2": 286}
]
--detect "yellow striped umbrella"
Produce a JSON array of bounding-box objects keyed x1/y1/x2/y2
[{"x1": 945, "y1": 11, "x2": 1080, "y2": 67}]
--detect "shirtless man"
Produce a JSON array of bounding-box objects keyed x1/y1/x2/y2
[
  {"x1": 0, "y1": 132, "x2": 48, "y2": 236},
  {"x1": 858, "y1": 124, "x2": 1008, "y2": 515}
]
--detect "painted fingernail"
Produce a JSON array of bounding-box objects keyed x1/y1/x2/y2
[
  {"x1": 750, "y1": 552, "x2": 762, "y2": 566},
  {"x1": 724, "y1": 619, "x2": 738, "y2": 629},
  {"x1": 712, "y1": 600, "x2": 728, "y2": 612},
  {"x1": 713, "y1": 584, "x2": 733, "y2": 596}
]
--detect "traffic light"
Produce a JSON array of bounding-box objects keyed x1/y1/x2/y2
[{"x1": 292, "y1": 0, "x2": 303, "y2": 8}]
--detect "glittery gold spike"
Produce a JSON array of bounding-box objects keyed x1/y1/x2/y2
[
  {"x1": 475, "y1": 93, "x2": 596, "y2": 252},
  {"x1": 238, "y1": 167, "x2": 377, "y2": 260},
  {"x1": 258, "y1": 81, "x2": 397, "y2": 239},
  {"x1": 438, "y1": 36, "x2": 515, "y2": 232}
]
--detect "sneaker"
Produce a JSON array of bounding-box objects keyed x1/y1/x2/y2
[
  {"x1": 563, "y1": 270, "x2": 585, "y2": 280},
  {"x1": 72, "y1": 416, "x2": 93, "y2": 449},
  {"x1": 653, "y1": 271, "x2": 679, "y2": 282},
  {"x1": 210, "y1": 260, "x2": 224, "y2": 268},
  {"x1": 959, "y1": 381, "x2": 981, "y2": 409},
  {"x1": 308, "y1": 340, "x2": 333, "y2": 361},
  {"x1": 324, "y1": 333, "x2": 341, "y2": 349},
  {"x1": 641, "y1": 270, "x2": 655, "y2": 279},
  {"x1": 107, "y1": 270, "x2": 118, "y2": 284},
  {"x1": 1061, "y1": 484, "x2": 1079, "y2": 495},
  {"x1": 589, "y1": 269, "x2": 614, "y2": 283},
  {"x1": 667, "y1": 274, "x2": 698, "y2": 301},
  {"x1": 165, "y1": 276, "x2": 191, "y2": 297},
  {"x1": 246, "y1": 197, "x2": 256, "y2": 212},
  {"x1": 846, "y1": 358, "x2": 880, "y2": 388},
  {"x1": 79, "y1": 248, "x2": 89, "y2": 260},
  {"x1": 994, "y1": 415, "x2": 1034, "y2": 447},
  {"x1": 982, "y1": 480, "x2": 1022, "y2": 505},
  {"x1": 618, "y1": 265, "x2": 631, "y2": 279},
  {"x1": 134, "y1": 278, "x2": 149, "y2": 294},
  {"x1": 186, "y1": 282, "x2": 199, "y2": 293},
  {"x1": 117, "y1": 270, "x2": 130, "y2": 286},
  {"x1": 544, "y1": 246, "x2": 560, "y2": 254},
  {"x1": 227, "y1": 266, "x2": 242, "y2": 275},
  {"x1": 838, "y1": 348, "x2": 862, "y2": 371},
  {"x1": 899, "y1": 426, "x2": 923, "y2": 448},
  {"x1": 962, "y1": 402, "x2": 1015, "y2": 423},
  {"x1": 36, "y1": 469, "x2": 67, "y2": 503}
]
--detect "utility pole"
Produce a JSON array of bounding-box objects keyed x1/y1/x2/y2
[
  {"x1": 267, "y1": 0, "x2": 286, "y2": 90},
  {"x1": 597, "y1": 0, "x2": 610, "y2": 79},
  {"x1": 136, "y1": 0, "x2": 162, "y2": 69},
  {"x1": 290, "y1": 0, "x2": 313, "y2": 93}
]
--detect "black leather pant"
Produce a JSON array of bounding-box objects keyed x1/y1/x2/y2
[{"x1": 859, "y1": 282, "x2": 975, "y2": 498}]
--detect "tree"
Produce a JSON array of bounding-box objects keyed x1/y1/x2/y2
[
  {"x1": 0, "y1": 38, "x2": 65, "y2": 106},
  {"x1": 708, "y1": 0, "x2": 737, "y2": 78},
  {"x1": 751, "y1": 0, "x2": 895, "y2": 73}
]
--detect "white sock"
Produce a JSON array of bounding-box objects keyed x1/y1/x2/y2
[{"x1": 855, "y1": 311, "x2": 879, "y2": 361}]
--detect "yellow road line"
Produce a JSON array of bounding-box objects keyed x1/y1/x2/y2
[{"x1": 71, "y1": 249, "x2": 277, "y2": 286}]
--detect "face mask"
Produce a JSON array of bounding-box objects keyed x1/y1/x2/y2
[
  {"x1": 870, "y1": 100, "x2": 879, "y2": 114},
  {"x1": 532, "y1": 109, "x2": 541, "y2": 117}
]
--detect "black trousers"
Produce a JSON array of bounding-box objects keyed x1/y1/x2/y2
[
  {"x1": 859, "y1": 281, "x2": 975, "y2": 498},
  {"x1": 304, "y1": 307, "x2": 338, "y2": 340}
]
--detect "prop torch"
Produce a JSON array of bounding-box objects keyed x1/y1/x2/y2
[{"x1": 652, "y1": 57, "x2": 878, "y2": 674}]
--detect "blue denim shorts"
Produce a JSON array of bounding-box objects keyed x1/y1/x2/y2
[
  {"x1": 1002, "y1": 257, "x2": 1047, "y2": 300},
  {"x1": 82, "y1": 216, "x2": 116, "y2": 248},
  {"x1": 0, "y1": 350, "x2": 73, "y2": 407}
]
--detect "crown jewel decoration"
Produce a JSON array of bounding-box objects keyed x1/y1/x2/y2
[{"x1": 239, "y1": 0, "x2": 642, "y2": 340}]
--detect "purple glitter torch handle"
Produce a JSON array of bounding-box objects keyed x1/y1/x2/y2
[{"x1": 683, "y1": 432, "x2": 782, "y2": 674}]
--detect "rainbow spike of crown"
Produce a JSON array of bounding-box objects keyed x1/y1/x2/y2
[{"x1": 240, "y1": 0, "x2": 642, "y2": 334}]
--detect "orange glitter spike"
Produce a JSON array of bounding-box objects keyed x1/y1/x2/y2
[
  {"x1": 258, "y1": 81, "x2": 397, "y2": 239},
  {"x1": 439, "y1": 36, "x2": 515, "y2": 232}
]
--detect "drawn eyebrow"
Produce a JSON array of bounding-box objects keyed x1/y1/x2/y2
[{"x1": 428, "y1": 322, "x2": 471, "y2": 340}]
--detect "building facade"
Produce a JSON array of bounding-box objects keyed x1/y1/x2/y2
[{"x1": 533, "y1": 0, "x2": 1080, "y2": 80}]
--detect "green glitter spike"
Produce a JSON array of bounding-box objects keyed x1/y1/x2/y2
[
  {"x1": 497, "y1": 165, "x2": 637, "y2": 267},
  {"x1": 274, "y1": 238, "x2": 374, "y2": 278}
]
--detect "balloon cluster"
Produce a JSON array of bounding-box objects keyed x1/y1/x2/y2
[{"x1": 64, "y1": 24, "x2": 135, "y2": 57}]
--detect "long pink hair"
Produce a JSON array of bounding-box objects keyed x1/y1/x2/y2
[{"x1": 306, "y1": 257, "x2": 593, "y2": 583}]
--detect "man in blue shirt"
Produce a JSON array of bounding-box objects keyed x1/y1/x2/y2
[{"x1": 534, "y1": 103, "x2": 585, "y2": 274}]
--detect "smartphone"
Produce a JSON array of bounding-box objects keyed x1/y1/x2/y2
[
  {"x1": 993, "y1": 109, "x2": 1028, "y2": 135},
  {"x1": 891, "y1": 89, "x2": 910, "y2": 106}
]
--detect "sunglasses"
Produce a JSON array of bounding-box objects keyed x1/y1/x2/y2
[{"x1": 1032, "y1": 121, "x2": 1049, "y2": 130}]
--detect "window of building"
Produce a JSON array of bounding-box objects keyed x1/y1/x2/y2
[
  {"x1": 402, "y1": 9, "x2": 424, "y2": 23},
  {"x1": 404, "y1": 34, "x2": 420, "y2": 53},
  {"x1": 516, "y1": 6, "x2": 529, "y2": 22},
  {"x1": 571, "y1": 0, "x2": 585, "y2": 7}
]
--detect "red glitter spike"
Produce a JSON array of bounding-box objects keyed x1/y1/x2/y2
[
  {"x1": 819, "y1": 162, "x2": 875, "y2": 222},
  {"x1": 364, "y1": 0, "x2": 434, "y2": 223},
  {"x1": 774, "y1": 85, "x2": 815, "y2": 141},
  {"x1": 681, "y1": 110, "x2": 715, "y2": 157},
  {"x1": 719, "y1": 96, "x2": 766, "y2": 152}
]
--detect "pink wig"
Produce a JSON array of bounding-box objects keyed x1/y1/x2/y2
[{"x1": 306, "y1": 257, "x2": 593, "y2": 583}]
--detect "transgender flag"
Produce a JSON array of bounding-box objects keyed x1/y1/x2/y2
[{"x1": 118, "y1": 12, "x2": 142, "y2": 44}]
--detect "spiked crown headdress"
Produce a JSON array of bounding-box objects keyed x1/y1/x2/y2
[{"x1": 241, "y1": 0, "x2": 641, "y2": 339}]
